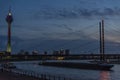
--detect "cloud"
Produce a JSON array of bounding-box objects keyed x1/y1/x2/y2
[
  {"x1": 32, "y1": 7, "x2": 120, "y2": 19},
  {"x1": 104, "y1": 34, "x2": 120, "y2": 43},
  {"x1": 52, "y1": 24, "x2": 73, "y2": 31},
  {"x1": 61, "y1": 24, "x2": 73, "y2": 31},
  {"x1": 41, "y1": 30, "x2": 92, "y2": 40},
  {"x1": 33, "y1": 8, "x2": 79, "y2": 19}
]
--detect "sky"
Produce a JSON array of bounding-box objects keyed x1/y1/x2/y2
[{"x1": 0, "y1": 0, "x2": 120, "y2": 54}]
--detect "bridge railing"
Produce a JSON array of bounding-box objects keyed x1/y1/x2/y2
[{"x1": 1, "y1": 68, "x2": 76, "y2": 80}]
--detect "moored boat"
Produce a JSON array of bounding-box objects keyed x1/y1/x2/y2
[{"x1": 39, "y1": 61, "x2": 114, "y2": 70}]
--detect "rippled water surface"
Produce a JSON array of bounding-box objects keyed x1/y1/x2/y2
[{"x1": 13, "y1": 61, "x2": 120, "y2": 80}]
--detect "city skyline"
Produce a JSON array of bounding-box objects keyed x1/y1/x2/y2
[{"x1": 0, "y1": 0, "x2": 120, "y2": 53}]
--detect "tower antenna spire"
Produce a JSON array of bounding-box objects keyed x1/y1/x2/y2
[
  {"x1": 8, "y1": 6, "x2": 12, "y2": 16},
  {"x1": 9, "y1": 6, "x2": 11, "y2": 12}
]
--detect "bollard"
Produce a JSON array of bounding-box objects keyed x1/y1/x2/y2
[
  {"x1": 1, "y1": 68, "x2": 3, "y2": 72},
  {"x1": 64, "y1": 77, "x2": 66, "y2": 80},
  {"x1": 41, "y1": 74, "x2": 44, "y2": 79},
  {"x1": 69, "y1": 78, "x2": 72, "y2": 80},
  {"x1": 58, "y1": 76, "x2": 61, "y2": 80},
  {"x1": 53, "y1": 75, "x2": 56, "y2": 80},
  {"x1": 43, "y1": 74, "x2": 46, "y2": 80},
  {"x1": 48, "y1": 75, "x2": 51, "y2": 80}
]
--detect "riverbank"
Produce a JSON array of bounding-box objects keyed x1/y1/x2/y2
[{"x1": 0, "y1": 70, "x2": 43, "y2": 80}]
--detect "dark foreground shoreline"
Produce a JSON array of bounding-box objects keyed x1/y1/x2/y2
[{"x1": 0, "y1": 70, "x2": 43, "y2": 80}]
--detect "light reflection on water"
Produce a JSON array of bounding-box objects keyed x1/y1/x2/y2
[
  {"x1": 13, "y1": 61, "x2": 118, "y2": 80},
  {"x1": 99, "y1": 71, "x2": 111, "y2": 80}
]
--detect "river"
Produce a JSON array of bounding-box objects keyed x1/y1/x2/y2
[{"x1": 13, "y1": 60, "x2": 120, "y2": 80}]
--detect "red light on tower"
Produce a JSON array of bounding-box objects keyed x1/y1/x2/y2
[{"x1": 6, "y1": 9, "x2": 13, "y2": 54}]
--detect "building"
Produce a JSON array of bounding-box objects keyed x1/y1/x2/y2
[{"x1": 6, "y1": 9, "x2": 13, "y2": 54}]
